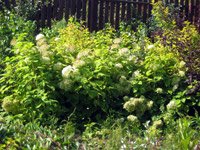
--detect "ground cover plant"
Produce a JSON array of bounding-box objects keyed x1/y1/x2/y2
[{"x1": 0, "y1": 2, "x2": 200, "y2": 149}]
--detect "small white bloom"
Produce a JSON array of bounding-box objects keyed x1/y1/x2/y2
[
  {"x1": 62, "y1": 65, "x2": 73, "y2": 78},
  {"x1": 110, "y1": 44, "x2": 119, "y2": 50},
  {"x1": 179, "y1": 61, "x2": 186, "y2": 68},
  {"x1": 167, "y1": 100, "x2": 177, "y2": 110},
  {"x1": 113, "y1": 38, "x2": 122, "y2": 44},
  {"x1": 38, "y1": 44, "x2": 50, "y2": 53},
  {"x1": 77, "y1": 50, "x2": 90, "y2": 59},
  {"x1": 115, "y1": 63, "x2": 123, "y2": 69},
  {"x1": 73, "y1": 60, "x2": 86, "y2": 68},
  {"x1": 119, "y1": 48, "x2": 129, "y2": 55},
  {"x1": 147, "y1": 45, "x2": 154, "y2": 49},
  {"x1": 36, "y1": 38, "x2": 46, "y2": 47},
  {"x1": 155, "y1": 88, "x2": 163, "y2": 94},
  {"x1": 179, "y1": 70, "x2": 185, "y2": 77},
  {"x1": 147, "y1": 101, "x2": 153, "y2": 109},
  {"x1": 133, "y1": 70, "x2": 141, "y2": 77},
  {"x1": 36, "y1": 33, "x2": 45, "y2": 41},
  {"x1": 41, "y1": 56, "x2": 50, "y2": 64},
  {"x1": 127, "y1": 115, "x2": 139, "y2": 123}
]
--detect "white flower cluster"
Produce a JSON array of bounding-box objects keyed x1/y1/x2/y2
[
  {"x1": 115, "y1": 63, "x2": 123, "y2": 69},
  {"x1": 155, "y1": 88, "x2": 163, "y2": 94},
  {"x1": 147, "y1": 44, "x2": 154, "y2": 50},
  {"x1": 62, "y1": 65, "x2": 74, "y2": 78},
  {"x1": 76, "y1": 50, "x2": 90, "y2": 59},
  {"x1": 123, "y1": 97, "x2": 153, "y2": 115},
  {"x1": 132, "y1": 70, "x2": 141, "y2": 78},
  {"x1": 113, "y1": 38, "x2": 122, "y2": 44},
  {"x1": 119, "y1": 48, "x2": 129, "y2": 56},
  {"x1": 35, "y1": 33, "x2": 52, "y2": 64},
  {"x1": 127, "y1": 115, "x2": 139, "y2": 124},
  {"x1": 167, "y1": 100, "x2": 177, "y2": 110},
  {"x1": 110, "y1": 43, "x2": 119, "y2": 50}
]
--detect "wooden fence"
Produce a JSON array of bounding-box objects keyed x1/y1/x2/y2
[{"x1": 1, "y1": 0, "x2": 200, "y2": 31}]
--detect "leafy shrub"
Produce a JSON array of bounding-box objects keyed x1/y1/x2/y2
[
  {"x1": 150, "y1": 2, "x2": 200, "y2": 117},
  {"x1": 0, "y1": 33, "x2": 59, "y2": 122},
  {"x1": 0, "y1": 10, "x2": 35, "y2": 72}
]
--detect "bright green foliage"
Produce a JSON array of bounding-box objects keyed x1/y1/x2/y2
[
  {"x1": 0, "y1": 10, "x2": 35, "y2": 75},
  {"x1": 0, "y1": 34, "x2": 59, "y2": 121},
  {"x1": 0, "y1": 2, "x2": 200, "y2": 149}
]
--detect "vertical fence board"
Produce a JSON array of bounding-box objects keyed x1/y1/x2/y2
[
  {"x1": 82, "y1": 0, "x2": 87, "y2": 22},
  {"x1": 185, "y1": 0, "x2": 189, "y2": 20},
  {"x1": 99, "y1": 0, "x2": 104, "y2": 30},
  {"x1": 41, "y1": 4, "x2": 46, "y2": 28},
  {"x1": 104, "y1": 0, "x2": 109, "y2": 23},
  {"x1": 65, "y1": 0, "x2": 69, "y2": 21},
  {"x1": 76, "y1": 0, "x2": 81, "y2": 20},
  {"x1": 110, "y1": 0, "x2": 115, "y2": 26},
  {"x1": 138, "y1": 0, "x2": 142, "y2": 19},
  {"x1": 148, "y1": 0, "x2": 152, "y2": 18},
  {"x1": 115, "y1": 1, "x2": 120, "y2": 29},
  {"x1": 57, "y1": 0, "x2": 64, "y2": 20},
  {"x1": 121, "y1": 1, "x2": 126, "y2": 21},
  {"x1": 127, "y1": 1, "x2": 131, "y2": 21},
  {"x1": 53, "y1": 0, "x2": 58, "y2": 19},
  {"x1": 143, "y1": 0, "x2": 148, "y2": 22},
  {"x1": 180, "y1": 0, "x2": 184, "y2": 18},
  {"x1": 195, "y1": 0, "x2": 200, "y2": 24},
  {"x1": 71, "y1": 0, "x2": 76, "y2": 16},
  {"x1": 47, "y1": 2, "x2": 52, "y2": 27},
  {"x1": 190, "y1": 0, "x2": 195, "y2": 22}
]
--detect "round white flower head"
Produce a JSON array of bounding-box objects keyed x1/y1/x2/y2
[
  {"x1": 37, "y1": 38, "x2": 46, "y2": 47},
  {"x1": 77, "y1": 50, "x2": 90, "y2": 59},
  {"x1": 123, "y1": 97, "x2": 145, "y2": 112},
  {"x1": 110, "y1": 44, "x2": 119, "y2": 50},
  {"x1": 127, "y1": 115, "x2": 139, "y2": 123},
  {"x1": 36, "y1": 33, "x2": 45, "y2": 41},
  {"x1": 115, "y1": 63, "x2": 123, "y2": 69},
  {"x1": 152, "y1": 120, "x2": 163, "y2": 128},
  {"x1": 133, "y1": 70, "x2": 141, "y2": 78},
  {"x1": 155, "y1": 88, "x2": 163, "y2": 94},
  {"x1": 147, "y1": 44, "x2": 154, "y2": 49},
  {"x1": 147, "y1": 101, "x2": 153, "y2": 109},
  {"x1": 73, "y1": 60, "x2": 85, "y2": 68},
  {"x1": 62, "y1": 65, "x2": 73, "y2": 78},
  {"x1": 119, "y1": 48, "x2": 129, "y2": 55},
  {"x1": 38, "y1": 44, "x2": 50, "y2": 53},
  {"x1": 179, "y1": 61, "x2": 186, "y2": 68},
  {"x1": 178, "y1": 70, "x2": 185, "y2": 77},
  {"x1": 167, "y1": 100, "x2": 177, "y2": 110},
  {"x1": 41, "y1": 56, "x2": 50, "y2": 64},
  {"x1": 113, "y1": 38, "x2": 122, "y2": 44}
]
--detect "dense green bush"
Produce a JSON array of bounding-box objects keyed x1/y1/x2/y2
[
  {"x1": 0, "y1": 2, "x2": 200, "y2": 149},
  {"x1": 0, "y1": 10, "x2": 35, "y2": 72}
]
